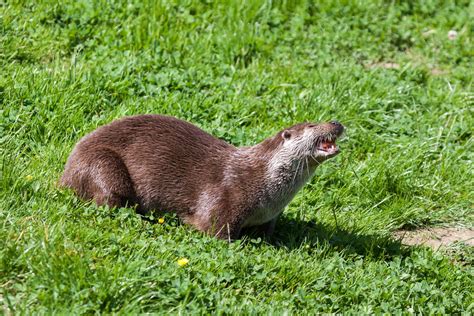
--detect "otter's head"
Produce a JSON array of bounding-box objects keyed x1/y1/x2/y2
[{"x1": 279, "y1": 120, "x2": 344, "y2": 164}]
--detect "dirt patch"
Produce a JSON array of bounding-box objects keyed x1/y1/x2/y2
[
  {"x1": 365, "y1": 62, "x2": 400, "y2": 70},
  {"x1": 429, "y1": 68, "x2": 448, "y2": 76},
  {"x1": 394, "y1": 227, "x2": 474, "y2": 249}
]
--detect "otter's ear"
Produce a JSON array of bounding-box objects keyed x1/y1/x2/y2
[{"x1": 282, "y1": 130, "x2": 292, "y2": 140}]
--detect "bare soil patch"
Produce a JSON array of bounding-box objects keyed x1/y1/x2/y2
[
  {"x1": 365, "y1": 62, "x2": 400, "y2": 70},
  {"x1": 394, "y1": 227, "x2": 474, "y2": 249}
]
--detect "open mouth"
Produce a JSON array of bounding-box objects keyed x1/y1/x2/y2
[{"x1": 316, "y1": 139, "x2": 339, "y2": 155}]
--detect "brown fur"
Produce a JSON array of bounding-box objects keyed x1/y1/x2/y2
[{"x1": 61, "y1": 115, "x2": 343, "y2": 240}]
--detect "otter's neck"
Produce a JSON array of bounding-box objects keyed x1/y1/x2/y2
[{"x1": 230, "y1": 139, "x2": 317, "y2": 205}]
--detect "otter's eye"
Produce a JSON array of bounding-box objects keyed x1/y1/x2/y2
[{"x1": 282, "y1": 130, "x2": 292, "y2": 140}]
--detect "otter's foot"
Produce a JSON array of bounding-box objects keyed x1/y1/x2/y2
[
  {"x1": 255, "y1": 218, "x2": 278, "y2": 237},
  {"x1": 241, "y1": 218, "x2": 278, "y2": 239}
]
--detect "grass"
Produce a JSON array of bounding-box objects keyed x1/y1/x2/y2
[{"x1": 1, "y1": 0, "x2": 473, "y2": 313}]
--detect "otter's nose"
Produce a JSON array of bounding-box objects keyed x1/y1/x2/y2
[
  {"x1": 330, "y1": 121, "x2": 344, "y2": 133},
  {"x1": 330, "y1": 121, "x2": 343, "y2": 128}
]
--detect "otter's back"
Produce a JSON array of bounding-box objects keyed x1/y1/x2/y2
[{"x1": 66, "y1": 115, "x2": 235, "y2": 213}]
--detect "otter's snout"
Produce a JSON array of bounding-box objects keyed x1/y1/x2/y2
[{"x1": 329, "y1": 121, "x2": 344, "y2": 135}]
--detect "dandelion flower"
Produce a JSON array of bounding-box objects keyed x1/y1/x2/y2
[
  {"x1": 177, "y1": 258, "x2": 189, "y2": 267},
  {"x1": 158, "y1": 218, "x2": 165, "y2": 224},
  {"x1": 25, "y1": 175, "x2": 33, "y2": 181}
]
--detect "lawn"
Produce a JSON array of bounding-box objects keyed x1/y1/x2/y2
[{"x1": 1, "y1": 0, "x2": 473, "y2": 313}]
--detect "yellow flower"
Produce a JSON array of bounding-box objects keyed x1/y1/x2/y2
[
  {"x1": 177, "y1": 258, "x2": 189, "y2": 267},
  {"x1": 158, "y1": 217, "x2": 165, "y2": 224},
  {"x1": 25, "y1": 175, "x2": 33, "y2": 181}
]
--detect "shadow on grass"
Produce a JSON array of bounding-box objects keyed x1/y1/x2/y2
[
  {"x1": 140, "y1": 211, "x2": 409, "y2": 260},
  {"x1": 243, "y1": 218, "x2": 412, "y2": 260}
]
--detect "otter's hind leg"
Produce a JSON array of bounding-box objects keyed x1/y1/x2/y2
[{"x1": 61, "y1": 148, "x2": 136, "y2": 208}]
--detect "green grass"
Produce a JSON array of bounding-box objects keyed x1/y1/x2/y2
[{"x1": 1, "y1": 0, "x2": 473, "y2": 313}]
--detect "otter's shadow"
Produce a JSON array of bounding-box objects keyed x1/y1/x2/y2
[
  {"x1": 140, "y1": 211, "x2": 409, "y2": 260},
  {"x1": 247, "y1": 218, "x2": 410, "y2": 260}
]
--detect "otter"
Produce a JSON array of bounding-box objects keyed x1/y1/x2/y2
[{"x1": 61, "y1": 115, "x2": 344, "y2": 240}]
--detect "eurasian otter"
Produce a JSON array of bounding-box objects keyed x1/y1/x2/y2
[{"x1": 61, "y1": 115, "x2": 344, "y2": 240}]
